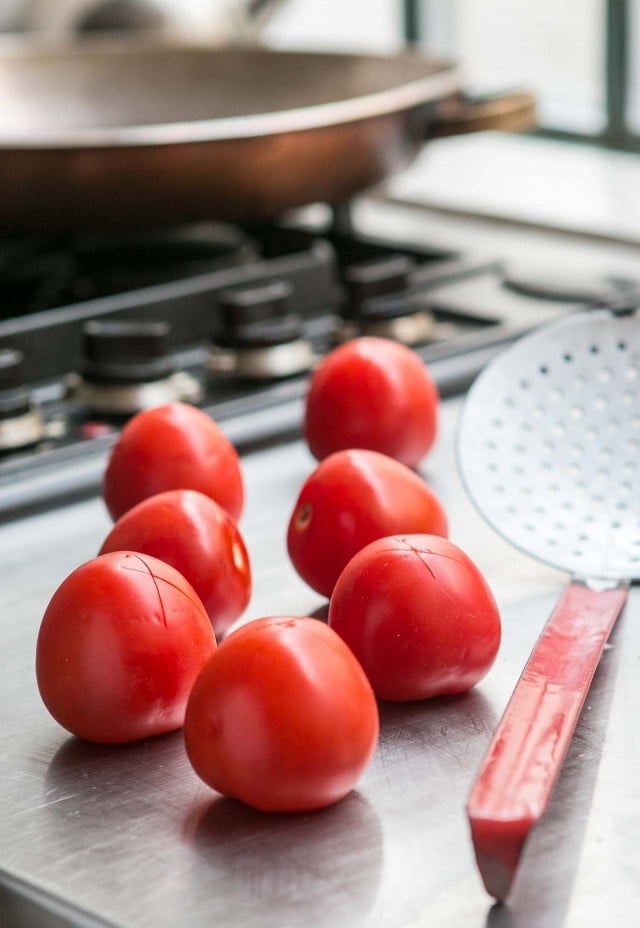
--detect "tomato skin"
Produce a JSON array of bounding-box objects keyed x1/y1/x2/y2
[
  {"x1": 36, "y1": 551, "x2": 217, "y2": 743},
  {"x1": 304, "y1": 337, "x2": 439, "y2": 467},
  {"x1": 287, "y1": 449, "x2": 448, "y2": 598},
  {"x1": 328, "y1": 534, "x2": 501, "y2": 701},
  {"x1": 99, "y1": 490, "x2": 251, "y2": 638},
  {"x1": 184, "y1": 616, "x2": 379, "y2": 813},
  {"x1": 102, "y1": 403, "x2": 244, "y2": 522}
]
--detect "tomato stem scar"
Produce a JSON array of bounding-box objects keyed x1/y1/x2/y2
[{"x1": 296, "y1": 502, "x2": 313, "y2": 530}]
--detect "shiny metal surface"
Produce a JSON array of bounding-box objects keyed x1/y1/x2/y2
[
  {"x1": 0, "y1": 398, "x2": 638, "y2": 927},
  {"x1": 358, "y1": 310, "x2": 435, "y2": 345},
  {"x1": 75, "y1": 373, "x2": 187, "y2": 415},
  {"x1": 0, "y1": 406, "x2": 45, "y2": 450},
  {"x1": 206, "y1": 339, "x2": 316, "y2": 379},
  {"x1": 0, "y1": 42, "x2": 533, "y2": 230},
  {"x1": 0, "y1": 44, "x2": 460, "y2": 143},
  {"x1": 457, "y1": 310, "x2": 640, "y2": 581},
  {"x1": 457, "y1": 310, "x2": 640, "y2": 897}
]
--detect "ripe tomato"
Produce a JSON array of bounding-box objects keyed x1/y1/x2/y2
[
  {"x1": 328, "y1": 534, "x2": 501, "y2": 701},
  {"x1": 184, "y1": 616, "x2": 379, "y2": 812},
  {"x1": 99, "y1": 490, "x2": 251, "y2": 638},
  {"x1": 287, "y1": 449, "x2": 448, "y2": 598},
  {"x1": 102, "y1": 402, "x2": 243, "y2": 522},
  {"x1": 304, "y1": 336, "x2": 439, "y2": 467},
  {"x1": 36, "y1": 551, "x2": 216, "y2": 743}
]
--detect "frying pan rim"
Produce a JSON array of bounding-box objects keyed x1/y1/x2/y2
[{"x1": 0, "y1": 39, "x2": 462, "y2": 150}]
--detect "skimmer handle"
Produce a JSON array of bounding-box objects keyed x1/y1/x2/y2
[{"x1": 467, "y1": 581, "x2": 628, "y2": 901}]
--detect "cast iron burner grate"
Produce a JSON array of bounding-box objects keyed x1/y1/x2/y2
[
  {"x1": 0, "y1": 223, "x2": 256, "y2": 317},
  {"x1": 0, "y1": 212, "x2": 589, "y2": 521}
]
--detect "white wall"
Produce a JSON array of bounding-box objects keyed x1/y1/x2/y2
[
  {"x1": 155, "y1": 0, "x2": 402, "y2": 50},
  {"x1": 263, "y1": 0, "x2": 401, "y2": 52}
]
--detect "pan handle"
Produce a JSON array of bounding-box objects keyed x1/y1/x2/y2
[{"x1": 428, "y1": 89, "x2": 536, "y2": 138}]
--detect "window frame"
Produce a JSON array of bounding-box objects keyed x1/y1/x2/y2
[{"x1": 402, "y1": 0, "x2": 638, "y2": 151}]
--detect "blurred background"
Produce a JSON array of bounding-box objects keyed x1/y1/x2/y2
[{"x1": 2, "y1": 0, "x2": 637, "y2": 148}]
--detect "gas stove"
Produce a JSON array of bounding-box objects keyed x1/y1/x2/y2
[
  {"x1": 1, "y1": 193, "x2": 639, "y2": 928},
  {"x1": 1, "y1": 198, "x2": 636, "y2": 522}
]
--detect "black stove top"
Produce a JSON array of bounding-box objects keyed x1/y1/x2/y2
[
  {"x1": 0, "y1": 208, "x2": 595, "y2": 522},
  {"x1": 0, "y1": 224, "x2": 256, "y2": 316}
]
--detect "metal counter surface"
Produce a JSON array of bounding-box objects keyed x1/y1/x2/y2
[{"x1": 0, "y1": 398, "x2": 637, "y2": 928}]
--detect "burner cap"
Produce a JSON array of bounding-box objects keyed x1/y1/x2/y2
[
  {"x1": 215, "y1": 280, "x2": 303, "y2": 349},
  {"x1": 0, "y1": 348, "x2": 31, "y2": 419},
  {"x1": 342, "y1": 255, "x2": 415, "y2": 320},
  {"x1": 0, "y1": 347, "x2": 45, "y2": 450},
  {"x1": 82, "y1": 320, "x2": 175, "y2": 385},
  {"x1": 359, "y1": 291, "x2": 425, "y2": 321},
  {"x1": 77, "y1": 320, "x2": 188, "y2": 415},
  {"x1": 351, "y1": 292, "x2": 434, "y2": 346}
]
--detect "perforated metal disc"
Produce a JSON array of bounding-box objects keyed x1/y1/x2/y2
[{"x1": 457, "y1": 309, "x2": 640, "y2": 581}]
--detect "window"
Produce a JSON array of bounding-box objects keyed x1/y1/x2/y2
[
  {"x1": 417, "y1": 0, "x2": 605, "y2": 134},
  {"x1": 266, "y1": 0, "x2": 639, "y2": 151},
  {"x1": 626, "y1": 0, "x2": 640, "y2": 132},
  {"x1": 411, "y1": 0, "x2": 639, "y2": 150}
]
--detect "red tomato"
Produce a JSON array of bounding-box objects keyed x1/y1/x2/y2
[
  {"x1": 304, "y1": 336, "x2": 439, "y2": 467},
  {"x1": 36, "y1": 551, "x2": 217, "y2": 743},
  {"x1": 328, "y1": 534, "x2": 501, "y2": 701},
  {"x1": 99, "y1": 490, "x2": 251, "y2": 638},
  {"x1": 287, "y1": 449, "x2": 448, "y2": 598},
  {"x1": 102, "y1": 403, "x2": 243, "y2": 522},
  {"x1": 184, "y1": 616, "x2": 379, "y2": 812}
]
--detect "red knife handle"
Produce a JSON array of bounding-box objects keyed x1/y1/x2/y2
[{"x1": 467, "y1": 581, "x2": 628, "y2": 900}]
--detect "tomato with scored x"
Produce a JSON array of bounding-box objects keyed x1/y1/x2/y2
[
  {"x1": 36, "y1": 551, "x2": 217, "y2": 743},
  {"x1": 99, "y1": 489, "x2": 251, "y2": 638},
  {"x1": 328, "y1": 534, "x2": 501, "y2": 701}
]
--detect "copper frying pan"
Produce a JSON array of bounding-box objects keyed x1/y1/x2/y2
[{"x1": 0, "y1": 38, "x2": 535, "y2": 231}]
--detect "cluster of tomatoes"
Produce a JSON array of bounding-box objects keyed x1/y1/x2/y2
[{"x1": 35, "y1": 336, "x2": 501, "y2": 814}]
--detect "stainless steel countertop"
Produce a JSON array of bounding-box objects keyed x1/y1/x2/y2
[{"x1": 0, "y1": 398, "x2": 637, "y2": 928}]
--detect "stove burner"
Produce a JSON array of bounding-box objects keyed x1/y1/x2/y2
[
  {"x1": 82, "y1": 319, "x2": 176, "y2": 385},
  {"x1": 0, "y1": 210, "x2": 587, "y2": 522},
  {"x1": 207, "y1": 280, "x2": 315, "y2": 380},
  {"x1": 338, "y1": 255, "x2": 434, "y2": 345},
  {"x1": 342, "y1": 255, "x2": 414, "y2": 320},
  {"x1": 75, "y1": 320, "x2": 198, "y2": 415},
  {"x1": 0, "y1": 224, "x2": 256, "y2": 315},
  {"x1": 0, "y1": 349, "x2": 45, "y2": 451},
  {"x1": 348, "y1": 292, "x2": 434, "y2": 345}
]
